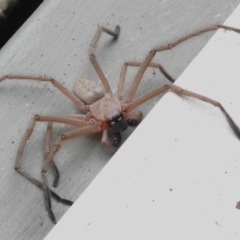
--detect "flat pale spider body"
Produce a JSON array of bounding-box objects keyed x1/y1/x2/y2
[
  {"x1": 74, "y1": 79, "x2": 122, "y2": 121},
  {"x1": 73, "y1": 78, "x2": 133, "y2": 146},
  {"x1": 73, "y1": 78, "x2": 105, "y2": 105}
]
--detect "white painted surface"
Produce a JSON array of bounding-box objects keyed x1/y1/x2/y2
[
  {"x1": 1, "y1": 1, "x2": 240, "y2": 239},
  {"x1": 44, "y1": 4, "x2": 240, "y2": 240}
]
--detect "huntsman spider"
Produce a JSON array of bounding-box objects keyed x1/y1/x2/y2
[{"x1": 1, "y1": 24, "x2": 240, "y2": 223}]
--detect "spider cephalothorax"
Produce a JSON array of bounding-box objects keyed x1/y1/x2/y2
[
  {"x1": 84, "y1": 90, "x2": 140, "y2": 147},
  {"x1": 108, "y1": 114, "x2": 128, "y2": 133},
  {"x1": 1, "y1": 24, "x2": 240, "y2": 224}
]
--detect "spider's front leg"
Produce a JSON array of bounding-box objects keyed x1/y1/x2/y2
[
  {"x1": 15, "y1": 117, "x2": 59, "y2": 185},
  {"x1": 127, "y1": 84, "x2": 240, "y2": 141},
  {"x1": 117, "y1": 61, "x2": 175, "y2": 100},
  {"x1": 126, "y1": 24, "x2": 240, "y2": 102},
  {"x1": 15, "y1": 117, "x2": 60, "y2": 188}
]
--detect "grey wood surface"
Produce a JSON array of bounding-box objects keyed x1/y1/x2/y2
[{"x1": 0, "y1": 1, "x2": 240, "y2": 239}]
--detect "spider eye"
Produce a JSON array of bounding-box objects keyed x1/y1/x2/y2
[{"x1": 108, "y1": 114, "x2": 128, "y2": 133}]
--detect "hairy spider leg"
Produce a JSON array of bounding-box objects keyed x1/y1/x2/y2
[
  {"x1": 118, "y1": 61, "x2": 175, "y2": 100},
  {"x1": 126, "y1": 25, "x2": 240, "y2": 102},
  {"x1": 127, "y1": 84, "x2": 240, "y2": 141}
]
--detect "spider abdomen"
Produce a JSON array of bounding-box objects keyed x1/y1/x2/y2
[{"x1": 73, "y1": 79, "x2": 105, "y2": 105}]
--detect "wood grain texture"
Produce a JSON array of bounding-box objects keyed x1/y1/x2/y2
[{"x1": 0, "y1": 0, "x2": 240, "y2": 239}]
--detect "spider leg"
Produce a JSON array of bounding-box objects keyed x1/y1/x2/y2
[
  {"x1": 89, "y1": 25, "x2": 120, "y2": 93},
  {"x1": 14, "y1": 119, "x2": 74, "y2": 208},
  {"x1": 41, "y1": 124, "x2": 101, "y2": 173},
  {"x1": 45, "y1": 122, "x2": 60, "y2": 187},
  {"x1": 128, "y1": 84, "x2": 240, "y2": 140},
  {"x1": 0, "y1": 75, "x2": 88, "y2": 112},
  {"x1": 17, "y1": 168, "x2": 73, "y2": 206},
  {"x1": 118, "y1": 61, "x2": 175, "y2": 100},
  {"x1": 126, "y1": 25, "x2": 240, "y2": 102},
  {"x1": 15, "y1": 117, "x2": 36, "y2": 171},
  {"x1": 41, "y1": 124, "x2": 101, "y2": 224},
  {"x1": 44, "y1": 115, "x2": 89, "y2": 187},
  {"x1": 14, "y1": 114, "x2": 92, "y2": 223},
  {"x1": 15, "y1": 114, "x2": 90, "y2": 172}
]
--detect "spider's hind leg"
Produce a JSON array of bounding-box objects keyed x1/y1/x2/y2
[
  {"x1": 17, "y1": 168, "x2": 73, "y2": 206},
  {"x1": 118, "y1": 62, "x2": 175, "y2": 100},
  {"x1": 14, "y1": 117, "x2": 73, "y2": 224}
]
